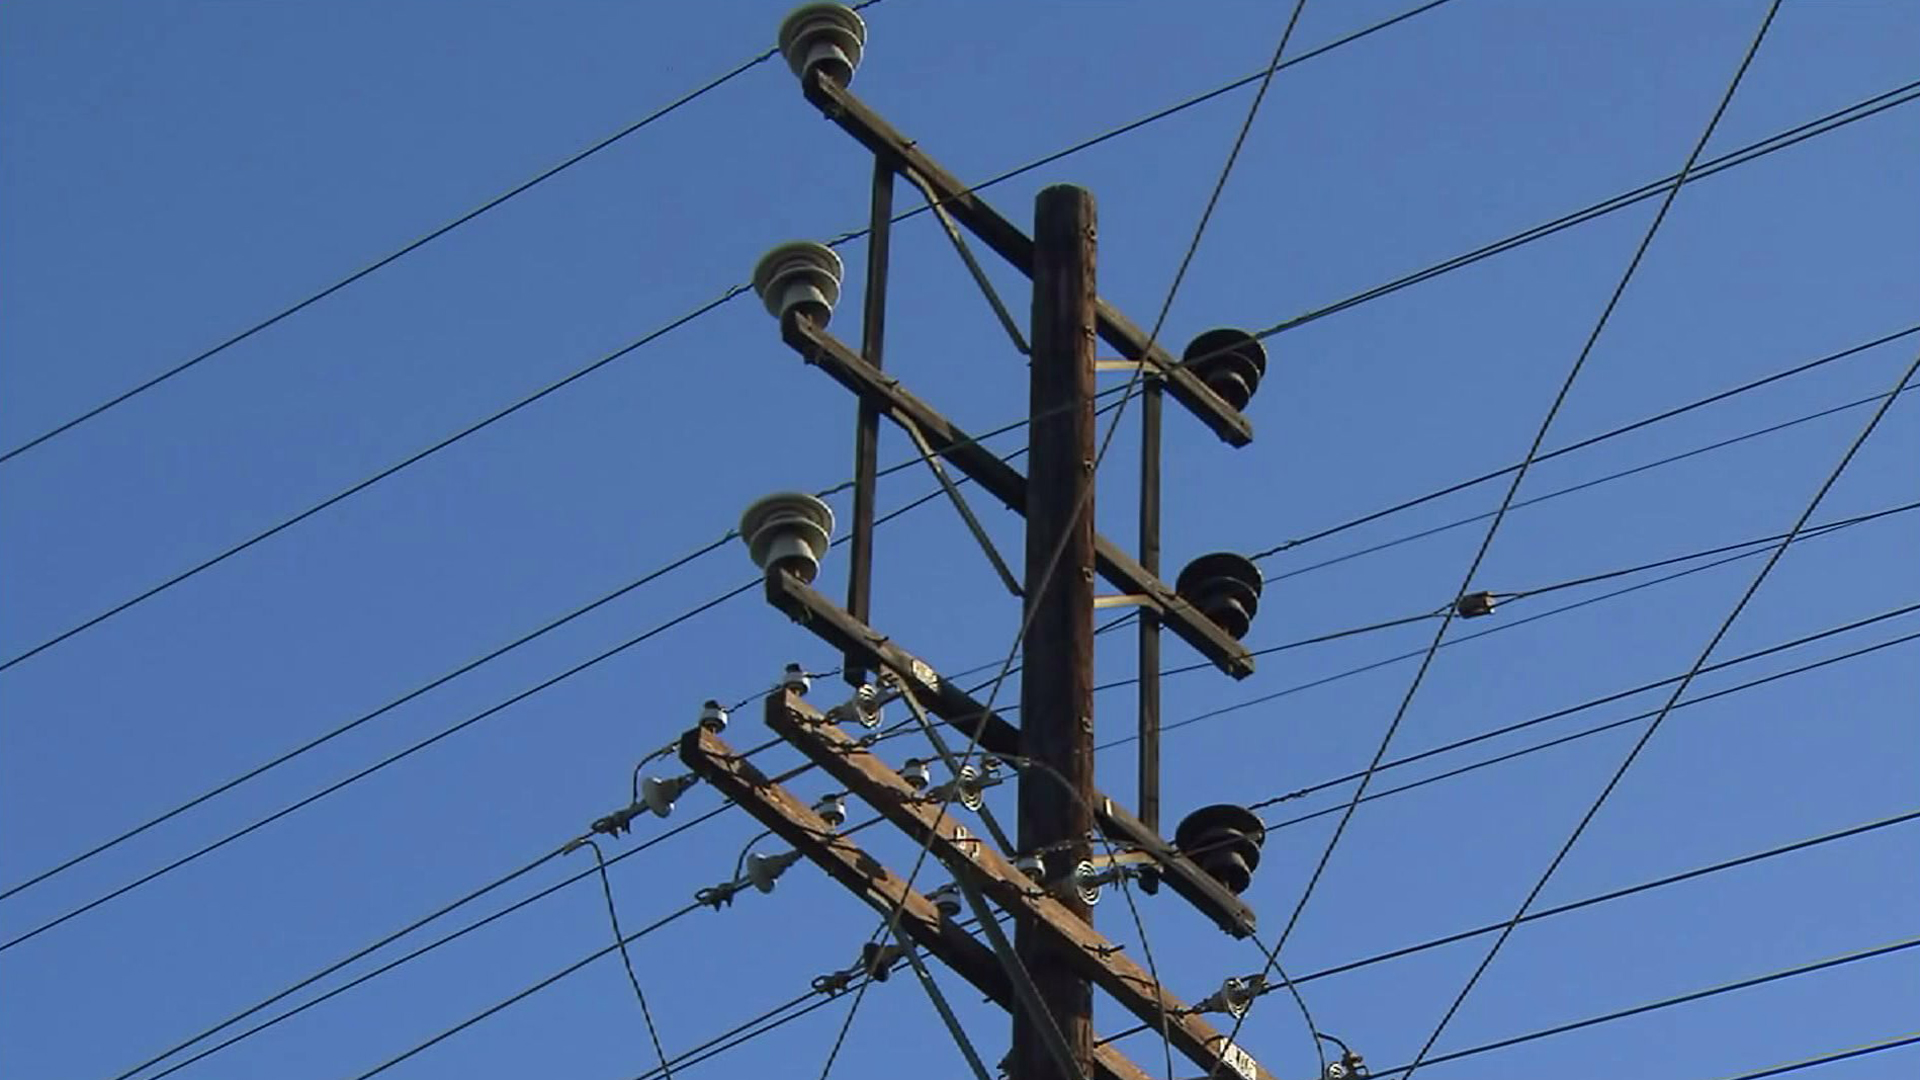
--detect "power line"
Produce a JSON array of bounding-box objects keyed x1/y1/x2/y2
[
  {"x1": 3, "y1": 450, "x2": 972, "y2": 905},
  {"x1": 1698, "y1": 1033, "x2": 1920, "y2": 1080},
  {"x1": 10, "y1": 66, "x2": 1905, "y2": 679},
  {"x1": 1107, "y1": 512, "x2": 1915, "y2": 752},
  {"x1": 1367, "y1": 938, "x2": 1920, "y2": 1078},
  {"x1": 0, "y1": 49, "x2": 785, "y2": 467},
  {"x1": 0, "y1": 534, "x2": 732, "y2": 902},
  {"x1": 582, "y1": 840, "x2": 675, "y2": 1080},
  {"x1": 1254, "y1": 610, "x2": 1920, "y2": 823},
  {"x1": 345, "y1": 901, "x2": 704, "y2": 1080},
  {"x1": 0, "y1": 0, "x2": 1446, "y2": 675},
  {"x1": 0, "y1": 580, "x2": 756, "y2": 953},
  {"x1": 113, "y1": 805, "x2": 731, "y2": 1080},
  {"x1": 1097, "y1": 805, "x2": 1920, "y2": 1045},
  {"x1": 1394, "y1": 337, "x2": 1920, "y2": 1077},
  {"x1": 0, "y1": 284, "x2": 749, "y2": 674},
  {"x1": 1254, "y1": 5, "x2": 1785, "y2": 1015},
  {"x1": 1251, "y1": 328, "x2": 1920, "y2": 568},
  {"x1": 1247, "y1": 78, "x2": 1920, "y2": 343}
]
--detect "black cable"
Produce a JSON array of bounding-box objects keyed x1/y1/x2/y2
[
  {"x1": 1697, "y1": 1033, "x2": 1920, "y2": 1080},
  {"x1": 0, "y1": 579, "x2": 755, "y2": 954},
  {"x1": 1265, "y1": 375, "x2": 1920, "y2": 582},
  {"x1": 0, "y1": 533, "x2": 732, "y2": 903},
  {"x1": 1250, "y1": 606, "x2": 1920, "y2": 819},
  {"x1": 1248, "y1": 79, "x2": 1920, "y2": 344},
  {"x1": 1503, "y1": 501, "x2": 1920, "y2": 600},
  {"x1": 1097, "y1": 806, "x2": 1920, "y2": 1047},
  {"x1": 0, "y1": 50, "x2": 785, "y2": 467},
  {"x1": 345, "y1": 901, "x2": 703, "y2": 1080},
  {"x1": 1397, "y1": 336, "x2": 1920, "y2": 1079},
  {"x1": 14, "y1": 59, "x2": 1905, "y2": 680},
  {"x1": 1365, "y1": 938, "x2": 1920, "y2": 1078},
  {"x1": 582, "y1": 840, "x2": 675, "y2": 1080},
  {"x1": 0, "y1": 0, "x2": 1447, "y2": 674},
  {"x1": 1286, "y1": 808, "x2": 1920, "y2": 989},
  {"x1": 6, "y1": 441, "x2": 967, "y2": 907},
  {"x1": 1258, "y1": 6, "x2": 1784, "y2": 1009},
  {"x1": 116, "y1": 805, "x2": 730, "y2": 1080},
  {"x1": 0, "y1": 285, "x2": 748, "y2": 674},
  {"x1": 1106, "y1": 515, "x2": 1910, "y2": 752},
  {"x1": 1258, "y1": 320, "x2": 1916, "y2": 559}
]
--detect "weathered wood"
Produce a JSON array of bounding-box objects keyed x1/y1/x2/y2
[
  {"x1": 801, "y1": 71, "x2": 1254, "y2": 448},
  {"x1": 845, "y1": 157, "x2": 893, "y2": 687},
  {"x1": 761, "y1": 569, "x2": 1259, "y2": 938},
  {"x1": 1019, "y1": 184, "x2": 1101, "y2": 1080},
  {"x1": 780, "y1": 314, "x2": 1255, "y2": 681},
  {"x1": 766, "y1": 692, "x2": 1278, "y2": 1080},
  {"x1": 678, "y1": 721, "x2": 1154, "y2": 1080}
]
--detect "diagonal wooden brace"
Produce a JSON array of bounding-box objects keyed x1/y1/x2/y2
[
  {"x1": 764, "y1": 690, "x2": 1278, "y2": 1080},
  {"x1": 780, "y1": 313, "x2": 1255, "y2": 680},
  {"x1": 801, "y1": 71, "x2": 1255, "y2": 449},
  {"x1": 764, "y1": 568, "x2": 1258, "y2": 938},
  {"x1": 677, "y1": 723, "x2": 1154, "y2": 1080}
]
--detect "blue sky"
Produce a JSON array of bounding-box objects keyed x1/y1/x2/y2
[{"x1": 1, "y1": 2, "x2": 1915, "y2": 1079}]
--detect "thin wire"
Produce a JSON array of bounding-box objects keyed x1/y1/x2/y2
[
  {"x1": 1695, "y1": 1033, "x2": 1920, "y2": 1080},
  {"x1": 1110, "y1": 516, "x2": 1903, "y2": 753},
  {"x1": 0, "y1": 284, "x2": 749, "y2": 673},
  {"x1": 1250, "y1": 608, "x2": 1920, "y2": 820},
  {"x1": 1253, "y1": 322, "x2": 1920, "y2": 562},
  {"x1": 1283, "y1": 808, "x2": 1920, "y2": 989},
  {"x1": 345, "y1": 901, "x2": 703, "y2": 1080},
  {"x1": 1368, "y1": 938, "x2": 1920, "y2": 1078},
  {"x1": 1258, "y1": 4, "x2": 1784, "y2": 1004},
  {"x1": 14, "y1": 64, "x2": 1904, "y2": 681},
  {"x1": 1247, "y1": 79, "x2": 1920, "y2": 344},
  {"x1": 1096, "y1": 806, "x2": 1920, "y2": 1047},
  {"x1": 120, "y1": 806, "x2": 732, "y2": 1080},
  {"x1": 0, "y1": 52, "x2": 781, "y2": 466},
  {"x1": 582, "y1": 840, "x2": 675, "y2": 1080},
  {"x1": 1265, "y1": 377, "x2": 1919, "y2": 581},
  {"x1": 1261, "y1": 628, "x2": 1920, "y2": 830},
  {"x1": 1397, "y1": 340, "x2": 1920, "y2": 1079},
  {"x1": 0, "y1": 0, "x2": 1453, "y2": 674},
  {"x1": 1, "y1": 533, "x2": 732, "y2": 903},
  {"x1": 0, "y1": 579, "x2": 756, "y2": 953}
]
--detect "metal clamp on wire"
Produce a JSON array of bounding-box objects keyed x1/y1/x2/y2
[{"x1": 1192, "y1": 973, "x2": 1268, "y2": 1019}]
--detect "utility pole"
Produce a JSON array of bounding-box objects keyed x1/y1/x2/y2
[
  {"x1": 688, "y1": 8, "x2": 1286, "y2": 1080},
  {"x1": 1014, "y1": 185, "x2": 1100, "y2": 1080}
]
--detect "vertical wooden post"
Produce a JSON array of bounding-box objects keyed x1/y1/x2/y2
[
  {"x1": 1137, "y1": 378, "x2": 1163, "y2": 833},
  {"x1": 845, "y1": 157, "x2": 893, "y2": 687},
  {"x1": 1015, "y1": 184, "x2": 1098, "y2": 1080}
]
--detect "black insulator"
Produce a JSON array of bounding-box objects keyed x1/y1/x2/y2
[
  {"x1": 1175, "y1": 552, "x2": 1264, "y2": 640},
  {"x1": 1174, "y1": 804, "x2": 1267, "y2": 894},
  {"x1": 1182, "y1": 328, "x2": 1268, "y2": 411}
]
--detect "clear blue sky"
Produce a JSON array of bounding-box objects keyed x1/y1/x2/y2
[{"x1": 2, "y1": 2, "x2": 1915, "y2": 1079}]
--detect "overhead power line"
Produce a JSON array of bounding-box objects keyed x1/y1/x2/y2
[
  {"x1": 1698, "y1": 1034, "x2": 1920, "y2": 1080},
  {"x1": 1254, "y1": 609, "x2": 1920, "y2": 824},
  {"x1": 5, "y1": 65, "x2": 1905, "y2": 676},
  {"x1": 0, "y1": 48, "x2": 784, "y2": 466},
  {"x1": 1396, "y1": 337, "x2": 1920, "y2": 1078},
  {"x1": 1254, "y1": 9, "x2": 1785, "y2": 1031},
  {"x1": 345, "y1": 902, "x2": 705, "y2": 1080},
  {"x1": 113, "y1": 804, "x2": 732, "y2": 1080},
  {"x1": 1093, "y1": 805, "x2": 1920, "y2": 1045},
  {"x1": 0, "y1": 580, "x2": 756, "y2": 953},
  {"x1": 0, "y1": 0, "x2": 1450, "y2": 672},
  {"x1": 1364, "y1": 938, "x2": 1920, "y2": 1079},
  {"x1": 1256, "y1": 323, "x2": 1920, "y2": 565}
]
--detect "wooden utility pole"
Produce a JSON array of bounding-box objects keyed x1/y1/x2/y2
[{"x1": 1014, "y1": 185, "x2": 1100, "y2": 1080}]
